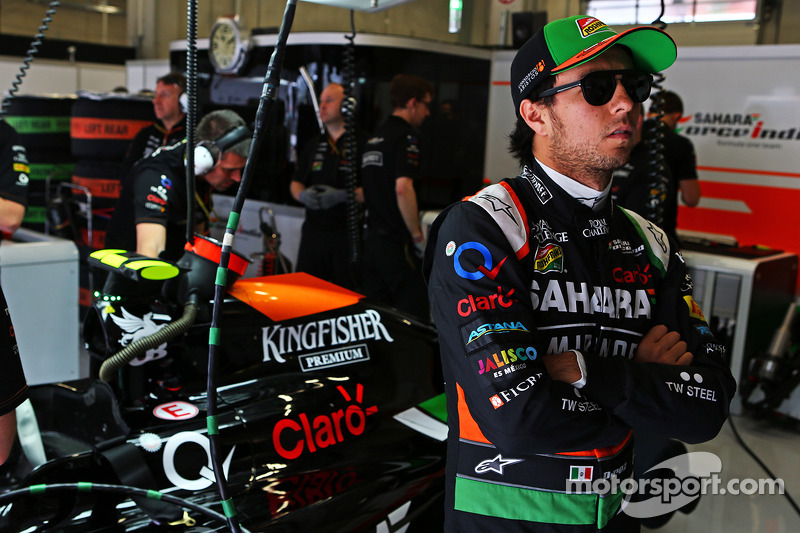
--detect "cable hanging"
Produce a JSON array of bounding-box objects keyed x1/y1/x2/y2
[{"x1": 0, "y1": 1, "x2": 60, "y2": 116}]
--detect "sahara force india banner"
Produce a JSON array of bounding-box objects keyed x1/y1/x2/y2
[{"x1": 660, "y1": 45, "x2": 800, "y2": 257}]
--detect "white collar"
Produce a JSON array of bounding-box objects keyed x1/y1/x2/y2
[{"x1": 535, "y1": 158, "x2": 611, "y2": 212}]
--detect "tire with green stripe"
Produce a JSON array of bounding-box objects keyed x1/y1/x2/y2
[
  {"x1": 2, "y1": 94, "x2": 75, "y2": 151},
  {"x1": 70, "y1": 92, "x2": 155, "y2": 160},
  {"x1": 21, "y1": 151, "x2": 75, "y2": 232}
]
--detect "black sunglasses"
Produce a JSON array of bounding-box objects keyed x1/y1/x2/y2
[{"x1": 537, "y1": 69, "x2": 653, "y2": 106}]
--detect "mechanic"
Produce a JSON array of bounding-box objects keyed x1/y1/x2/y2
[
  {"x1": 648, "y1": 90, "x2": 701, "y2": 243},
  {"x1": 0, "y1": 283, "x2": 28, "y2": 465},
  {"x1": 119, "y1": 72, "x2": 187, "y2": 182},
  {"x1": 105, "y1": 109, "x2": 250, "y2": 260},
  {"x1": 423, "y1": 16, "x2": 736, "y2": 532},
  {"x1": 0, "y1": 120, "x2": 29, "y2": 235},
  {"x1": 361, "y1": 73, "x2": 432, "y2": 319},
  {"x1": 291, "y1": 82, "x2": 364, "y2": 289}
]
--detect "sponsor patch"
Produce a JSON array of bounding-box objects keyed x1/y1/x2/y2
[
  {"x1": 525, "y1": 172, "x2": 553, "y2": 205},
  {"x1": 457, "y1": 286, "x2": 517, "y2": 317},
  {"x1": 475, "y1": 347, "x2": 536, "y2": 379},
  {"x1": 362, "y1": 151, "x2": 383, "y2": 167},
  {"x1": 576, "y1": 17, "x2": 609, "y2": 38},
  {"x1": 684, "y1": 295, "x2": 707, "y2": 321},
  {"x1": 453, "y1": 241, "x2": 508, "y2": 281},
  {"x1": 534, "y1": 244, "x2": 564, "y2": 273},
  {"x1": 570, "y1": 465, "x2": 594, "y2": 481},
  {"x1": 460, "y1": 312, "x2": 532, "y2": 352},
  {"x1": 475, "y1": 454, "x2": 524, "y2": 475},
  {"x1": 532, "y1": 219, "x2": 568, "y2": 244},
  {"x1": 489, "y1": 373, "x2": 543, "y2": 409}
]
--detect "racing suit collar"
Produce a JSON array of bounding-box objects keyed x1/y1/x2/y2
[
  {"x1": 520, "y1": 158, "x2": 614, "y2": 242},
  {"x1": 534, "y1": 157, "x2": 611, "y2": 212}
]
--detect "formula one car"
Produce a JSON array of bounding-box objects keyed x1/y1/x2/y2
[{"x1": 0, "y1": 236, "x2": 446, "y2": 532}]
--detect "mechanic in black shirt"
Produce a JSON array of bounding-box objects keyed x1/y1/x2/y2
[
  {"x1": 105, "y1": 110, "x2": 250, "y2": 260},
  {"x1": 0, "y1": 120, "x2": 29, "y2": 235},
  {"x1": 291, "y1": 83, "x2": 364, "y2": 289},
  {"x1": 648, "y1": 90, "x2": 701, "y2": 243},
  {"x1": 361, "y1": 74, "x2": 432, "y2": 319},
  {"x1": 119, "y1": 73, "x2": 187, "y2": 182},
  {"x1": 0, "y1": 284, "x2": 27, "y2": 465}
]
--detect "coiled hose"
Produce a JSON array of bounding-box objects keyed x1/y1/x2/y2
[
  {"x1": 99, "y1": 297, "x2": 199, "y2": 382},
  {"x1": 0, "y1": 1, "x2": 60, "y2": 115},
  {"x1": 641, "y1": 74, "x2": 669, "y2": 226},
  {"x1": 342, "y1": 10, "x2": 361, "y2": 268}
]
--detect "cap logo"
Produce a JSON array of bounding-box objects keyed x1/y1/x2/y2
[
  {"x1": 517, "y1": 60, "x2": 547, "y2": 94},
  {"x1": 576, "y1": 17, "x2": 608, "y2": 38}
]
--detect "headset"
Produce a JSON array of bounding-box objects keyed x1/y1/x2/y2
[
  {"x1": 179, "y1": 91, "x2": 189, "y2": 114},
  {"x1": 193, "y1": 124, "x2": 251, "y2": 176}
]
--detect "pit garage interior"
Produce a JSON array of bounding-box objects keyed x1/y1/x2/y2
[{"x1": 0, "y1": 0, "x2": 799, "y2": 531}]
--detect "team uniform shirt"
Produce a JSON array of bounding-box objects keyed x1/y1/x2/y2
[
  {"x1": 660, "y1": 126, "x2": 699, "y2": 240},
  {"x1": 292, "y1": 130, "x2": 363, "y2": 287},
  {"x1": 0, "y1": 284, "x2": 28, "y2": 417},
  {"x1": 0, "y1": 121, "x2": 29, "y2": 208},
  {"x1": 293, "y1": 131, "x2": 362, "y2": 230},
  {"x1": 105, "y1": 140, "x2": 210, "y2": 260},
  {"x1": 120, "y1": 117, "x2": 186, "y2": 183},
  {"x1": 361, "y1": 115, "x2": 421, "y2": 243},
  {"x1": 423, "y1": 158, "x2": 736, "y2": 532}
]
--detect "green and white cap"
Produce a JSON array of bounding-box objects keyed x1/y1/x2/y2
[{"x1": 510, "y1": 16, "x2": 677, "y2": 115}]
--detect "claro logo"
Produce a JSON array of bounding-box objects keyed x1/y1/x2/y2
[
  {"x1": 458, "y1": 286, "x2": 516, "y2": 317},
  {"x1": 273, "y1": 384, "x2": 378, "y2": 460}
]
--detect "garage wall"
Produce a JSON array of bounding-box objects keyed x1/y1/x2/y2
[{"x1": 2, "y1": 0, "x2": 800, "y2": 63}]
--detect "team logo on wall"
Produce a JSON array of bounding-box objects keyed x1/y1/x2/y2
[{"x1": 533, "y1": 244, "x2": 563, "y2": 273}]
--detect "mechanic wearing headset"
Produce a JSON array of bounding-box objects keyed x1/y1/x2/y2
[
  {"x1": 119, "y1": 72, "x2": 187, "y2": 182},
  {"x1": 423, "y1": 16, "x2": 736, "y2": 532},
  {"x1": 105, "y1": 109, "x2": 250, "y2": 260}
]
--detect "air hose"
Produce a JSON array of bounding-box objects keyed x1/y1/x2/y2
[
  {"x1": 641, "y1": 75, "x2": 669, "y2": 228},
  {"x1": 0, "y1": 482, "x2": 248, "y2": 531},
  {"x1": 341, "y1": 10, "x2": 362, "y2": 271},
  {"x1": 98, "y1": 296, "x2": 199, "y2": 382},
  {"x1": 0, "y1": 1, "x2": 60, "y2": 116},
  {"x1": 204, "y1": 3, "x2": 299, "y2": 533},
  {"x1": 185, "y1": 0, "x2": 199, "y2": 246}
]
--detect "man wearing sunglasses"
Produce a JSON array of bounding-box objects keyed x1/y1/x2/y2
[{"x1": 423, "y1": 15, "x2": 735, "y2": 532}]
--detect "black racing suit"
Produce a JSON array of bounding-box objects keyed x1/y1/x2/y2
[{"x1": 423, "y1": 159, "x2": 736, "y2": 532}]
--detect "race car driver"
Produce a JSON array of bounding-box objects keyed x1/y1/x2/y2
[{"x1": 423, "y1": 15, "x2": 736, "y2": 532}]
